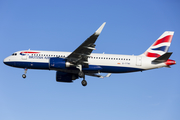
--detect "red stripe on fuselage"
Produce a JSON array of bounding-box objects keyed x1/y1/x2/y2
[
  {"x1": 153, "y1": 35, "x2": 173, "y2": 46},
  {"x1": 20, "y1": 52, "x2": 40, "y2": 54}
]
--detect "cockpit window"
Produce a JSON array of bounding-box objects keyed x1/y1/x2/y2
[{"x1": 12, "y1": 53, "x2": 17, "y2": 56}]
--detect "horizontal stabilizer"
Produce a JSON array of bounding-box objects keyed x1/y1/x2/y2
[{"x1": 152, "y1": 52, "x2": 172, "y2": 63}]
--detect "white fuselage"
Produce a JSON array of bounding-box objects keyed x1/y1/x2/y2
[{"x1": 4, "y1": 50, "x2": 167, "y2": 73}]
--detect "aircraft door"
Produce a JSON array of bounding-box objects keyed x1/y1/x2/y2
[
  {"x1": 21, "y1": 54, "x2": 27, "y2": 60},
  {"x1": 136, "y1": 56, "x2": 142, "y2": 66}
]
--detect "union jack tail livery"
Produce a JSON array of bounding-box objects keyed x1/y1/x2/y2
[{"x1": 143, "y1": 31, "x2": 174, "y2": 58}]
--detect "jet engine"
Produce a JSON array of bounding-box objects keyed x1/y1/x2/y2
[
  {"x1": 56, "y1": 71, "x2": 78, "y2": 82},
  {"x1": 49, "y1": 58, "x2": 72, "y2": 70}
]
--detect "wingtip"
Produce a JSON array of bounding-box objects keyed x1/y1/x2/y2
[{"x1": 95, "y1": 22, "x2": 106, "y2": 35}]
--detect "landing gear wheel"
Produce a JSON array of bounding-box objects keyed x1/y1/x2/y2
[
  {"x1": 78, "y1": 71, "x2": 84, "y2": 78},
  {"x1": 81, "y1": 80, "x2": 87, "y2": 86},
  {"x1": 22, "y1": 74, "x2": 26, "y2": 78}
]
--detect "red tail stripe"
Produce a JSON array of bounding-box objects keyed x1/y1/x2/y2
[
  {"x1": 165, "y1": 59, "x2": 176, "y2": 66},
  {"x1": 146, "y1": 52, "x2": 161, "y2": 58},
  {"x1": 153, "y1": 35, "x2": 173, "y2": 46}
]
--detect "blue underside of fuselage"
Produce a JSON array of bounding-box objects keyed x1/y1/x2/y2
[{"x1": 4, "y1": 61, "x2": 144, "y2": 73}]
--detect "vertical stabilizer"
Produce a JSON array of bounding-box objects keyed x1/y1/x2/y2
[{"x1": 142, "y1": 31, "x2": 174, "y2": 58}]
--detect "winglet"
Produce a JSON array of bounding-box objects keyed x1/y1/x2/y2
[
  {"x1": 105, "y1": 73, "x2": 111, "y2": 77},
  {"x1": 95, "y1": 22, "x2": 106, "y2": 35}
]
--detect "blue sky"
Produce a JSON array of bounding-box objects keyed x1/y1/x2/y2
[{"x1": 0, "y1": 0, "x2": 180, "y2": 120}]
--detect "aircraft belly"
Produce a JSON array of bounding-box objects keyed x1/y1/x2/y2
[
  {"x1": 5, "y1": 61, "x2": 49, "y2": 70},
  {"x1": 99, "y1": 65, "x2": 144, "y2": 73}
]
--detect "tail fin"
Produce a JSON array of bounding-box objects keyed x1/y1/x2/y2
[{"x1": 142, "y1": 31, "x2": 174, "y2": 58}]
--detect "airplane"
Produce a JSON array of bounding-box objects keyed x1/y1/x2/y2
[{"x1": 3, "y1": 22, "x2": 176, "y2": 86}]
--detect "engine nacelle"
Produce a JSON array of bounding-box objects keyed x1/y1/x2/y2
[
  {"x1": 56, "y1": 71, "x2": 78, "y2": 82},
  {"x1": 49, "y1": 58, "x2": 72, "y2": 69}
]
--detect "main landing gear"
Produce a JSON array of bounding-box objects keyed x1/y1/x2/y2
[
  {"x1": 78, "y1": 71, "x2": 87, "y2": 86},
  {"x1": 81, "y1": 79, "x2": 87, "y2": 86},
  {"x1": 78, "y1": 71, "x2": 84, "y2": 78},
  {"x1": 77, "y1": 65, "x2": 87, "y2": 86},
  {"x1": 22, "y1": 68, "x2": 27, "y2": 78}
]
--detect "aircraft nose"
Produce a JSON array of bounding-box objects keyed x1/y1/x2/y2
[{"x1": 3, "y1": 57, "x2": 10, "y2": 65}]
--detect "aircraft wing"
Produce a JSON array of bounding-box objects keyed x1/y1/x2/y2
[{"x1": 67, "y1": 22, "x2": 106, "y2": 67}]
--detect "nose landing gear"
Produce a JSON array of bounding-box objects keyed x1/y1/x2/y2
[
  {"x1": 22, "y1": 74, "x2": 26, "y2": 78},
  {"x1": 22, "y1": 68, "x2": 27, "y2": 78}
]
